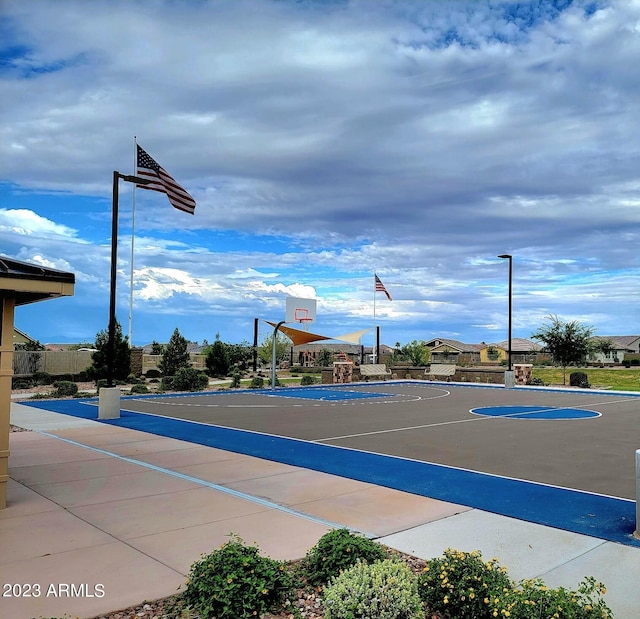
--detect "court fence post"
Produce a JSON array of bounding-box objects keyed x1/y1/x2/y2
[{"x1": 635, "y1": 449, "x2": 640, "y2": 540}]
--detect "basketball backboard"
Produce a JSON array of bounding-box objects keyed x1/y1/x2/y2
[{"x1": 285, "y1": 296, "x2": 316, "y2": 327}]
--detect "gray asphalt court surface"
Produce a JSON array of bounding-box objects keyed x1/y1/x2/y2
[{"x1": 112, "y1": 382, "x2": 640, "y2": 500}]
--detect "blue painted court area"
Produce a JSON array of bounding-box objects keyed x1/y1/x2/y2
[
  {"x1": 20, "y1": 386, "x2": 640, "y2": 548},
  {"x1": 472, "y1": 405, "x2": 601, "y2": 420},
  {"x1": 265, "y1": 386, "x2": 392, "y2": 401}
]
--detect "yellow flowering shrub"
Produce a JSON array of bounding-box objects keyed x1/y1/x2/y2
[{"x1": 418, "y1": 549, "x2": 612, "y2": 619}]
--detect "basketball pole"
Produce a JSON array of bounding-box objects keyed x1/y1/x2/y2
[
  {"x1": 253, "y1": 318, "x2": 258, "y2": 372},
  {"x1": 271, "y1": 320, "x2": 285, "y2": 389},
  {"x1": 635, "y1": 449, "x2": 640, "y2": 539}
]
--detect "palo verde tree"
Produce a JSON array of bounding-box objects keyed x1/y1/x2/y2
[
  {"x1": 90, "y1": 319, "x2": 131, "y2": 381},
  {"x1": 226, "y1": 340, "x2": 253, "y2": 371},
  {"x1": 257, "y1": 332, "x2": 290, "y2": 367},
  {"x1": 531, "y1": 315, "x2": 595, "y2": 384},
  {"x1": 159, "y1": 328, "x2": 191, "y2": 376},
  {"x1": 401, "y1": 340, "x2": 430, "y2": 366}
]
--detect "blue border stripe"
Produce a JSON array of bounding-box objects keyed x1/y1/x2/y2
[{"x1": 21, "y1": 388, "x2": 640, "y2": 547}]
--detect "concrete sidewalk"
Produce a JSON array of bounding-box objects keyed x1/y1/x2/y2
[{"x1": 2, "y1": 402, "x2": 638, "y2": 619}]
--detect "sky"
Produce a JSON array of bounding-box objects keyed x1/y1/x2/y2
[{"x1": 1, "y1": 0, "x2": 639, "y2": 350}]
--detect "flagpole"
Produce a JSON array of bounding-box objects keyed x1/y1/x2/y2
[{"x1": 128, "y1": 136, "x2": 137, "y2": 346}]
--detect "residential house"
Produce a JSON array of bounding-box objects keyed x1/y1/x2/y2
[
  {"x1": 480, "y1": 338, "x2": 542, "y2": 365},
  {"x1": 13, "y1": 327, "x2": 37, "y2": 348},
  {"x1": 424, "y1": 338, "x2": 483, "y2": 365},
  {"x1": 589, "y1": 336, "x2": 640, "y2": 365}
]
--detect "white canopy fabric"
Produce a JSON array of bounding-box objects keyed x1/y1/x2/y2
[{"x1": 265, "y1": 322, "x2": 370, "y2": 346}]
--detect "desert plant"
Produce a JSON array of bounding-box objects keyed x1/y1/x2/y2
[
  {"x1": 418, "y1": 548, "x2": 512, "y2": 619},
  {"x1": 499, "y1": 576, "x2": 612, "y2": 619},
  {"x1": 301, "y1": 528, "x2": 387, "y2": 586},
  {"x1": 323, "y1": 558, "x2": 423, "y2": 619},
  {"x1": 300, "y1": 374, "x2": 316, "y2": 386},
  {"x1": 171, "y1": 367, "x2": 209, "y2": 391},
  {"x1": 527, "y1": 377, "x2": 546, "y2": 386},
  {"x1": 53, "y1": 381, "x2": 78, "y2": 397},
  {"x1": 33, "y1": 371, "x2": 53, "y2": 385},
  {"x1": 129, "y1": 383, "x2": 149, "y2": 394},
  {"x1": 230, "y1": 369, "x2": 242, "y2": 388},
  {"x1": 182, "y1": 534, "x2": 295, "y2": 619},
  {"x1": 250, "y1": 376, "x2": 265, "y2": 389},
  {"x1": 11, "y1": 378, "x2": 33, "y2": 389},
  {"x1": 418, "y1": 549, "x2": 612, "y2": 619},
  {"x1": 570, "y1": 371, "x2": 590, "y2": 388}
]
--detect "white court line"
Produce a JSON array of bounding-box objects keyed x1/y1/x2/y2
[{"x1": 314, "y1": 402, "x2": 603, "y2": 442}]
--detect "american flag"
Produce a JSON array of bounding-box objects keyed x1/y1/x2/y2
[
  {"x1": 375, "y1": 274, "x2": 392, "y2": 301},
  {"x1": 136, "y1": 145, "x2": 196, "y2": 215}
]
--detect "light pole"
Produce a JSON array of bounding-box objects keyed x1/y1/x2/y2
[
  {"x1": 106, "y1": 172, "x2": 151, "y2": 388},
  {"x1": 99, "y1": 172, "x2": 150, "y2": 420},
  {"x1": 498, "y1": 254, "x2": 513, "y2": 373}
]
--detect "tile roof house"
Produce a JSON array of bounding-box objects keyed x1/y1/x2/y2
[
  {"x1": 590, "y1": 335, "x2": 640, "y2": 364},
  {"x1": 425, "y1": 337, "x2": 543, "y2": 365}
]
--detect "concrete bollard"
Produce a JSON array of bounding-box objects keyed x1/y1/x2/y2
[
  {"x1": 98, "y1": 386, "x2": 121, "y2": 419},
  {"x1": 504, "y1": 370, "x2": 515, "y2": 389},
  {"x1": 635, "y1": 450, "x2": 640, "y2": 540}
]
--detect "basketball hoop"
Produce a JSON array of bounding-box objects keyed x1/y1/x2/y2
[
  {"x1": 286, "y1": 297, "x2": 317, "y2": 332},
  {"x1": 294, "y1": 308, "x2": 313, "y2": 331}
]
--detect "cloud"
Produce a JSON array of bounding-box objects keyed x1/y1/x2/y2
[
  {"x1": 0, "y1": 208, "x2": 78, "y2": 238},
  {"x1": 1, "y1": 0, "x2": 639, "y2": 345}
]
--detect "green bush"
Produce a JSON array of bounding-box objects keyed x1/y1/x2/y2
[
  {"x1": 230, "y1": 370, "x2": 242, "y2": 388},
  {"x1": 418, "y1": 548, "x2": 512, "y2": 619},
  {"x1": 570, "y1": 371, "x2": 590, "y2": 388},
  {"x1": 129, "y1": 383, "x2": 149, "y2": 394},
  {"x1": 53, "y1": 381, "x2": 78, "y2": 397},
  {"x1": 33, "y1": 371, "x2": 53, "y2": 385},
  {"x1": 250, "y1": 376, "x2": 265, "y2": 389},
  {"x1": 183, "y1": 535, "x2": 295, "y2": 619},
  {"x1": 171, "y1": 367, "x2": 210, "y2": 391},
  {"x1": 323, "y1": 558, "x2": 423, "y2": 619},
  {"x1": 300, "y1": 374, "x2": 316, "y2": 386},
  {"x1": 56, "y1": 373, "x2": 74, "y2": 382},
  {"x1": 508, "y1": 576, "x2": 612, "y2": 619},
  {"x1": 301, "y1": 528, "x2": 387, "y2": 586},
  {"x1": 418, "y1": 549, "x2": 612, "y2": 619},
  {"x1": 161, "y1": 375, "x2": 174, "y2": 391},
  {"x1": 527, "y1": 377, "x2": 546, "y2": 386},
  {"x1": 12, "y1": 378, "x2": 33, "y2": 389}
]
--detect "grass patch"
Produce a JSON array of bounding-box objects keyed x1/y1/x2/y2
[
  {"x1": 216, "y1": 375, "x2": 322, "y2": 389},
  {"x1": 532, "y1": 367, "x2": 640, "y2": 391}
]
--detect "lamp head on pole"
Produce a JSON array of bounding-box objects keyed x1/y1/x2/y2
[
  {"x1": 119, "y1": 174, "x2": 151, "y2": 185},
  {"x1": 498, "y1": 254, "x2": 512, "y2": 260}
]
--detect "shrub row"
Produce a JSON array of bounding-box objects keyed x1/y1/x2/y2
[{"x1": 177, "y1": 530, "x2": 612, "y2": 619}]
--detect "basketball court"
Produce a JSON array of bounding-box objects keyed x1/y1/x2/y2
[{"x1": 23, "y1": 380, "x2": 640, "y2": 547}]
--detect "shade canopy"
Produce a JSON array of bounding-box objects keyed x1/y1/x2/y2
[
  {"x1": 265, "y1": 321, "x2": 370, "y2": 347},
  {"x1": 0, "y1": 256, "x2": 75, "y2": 305}
]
